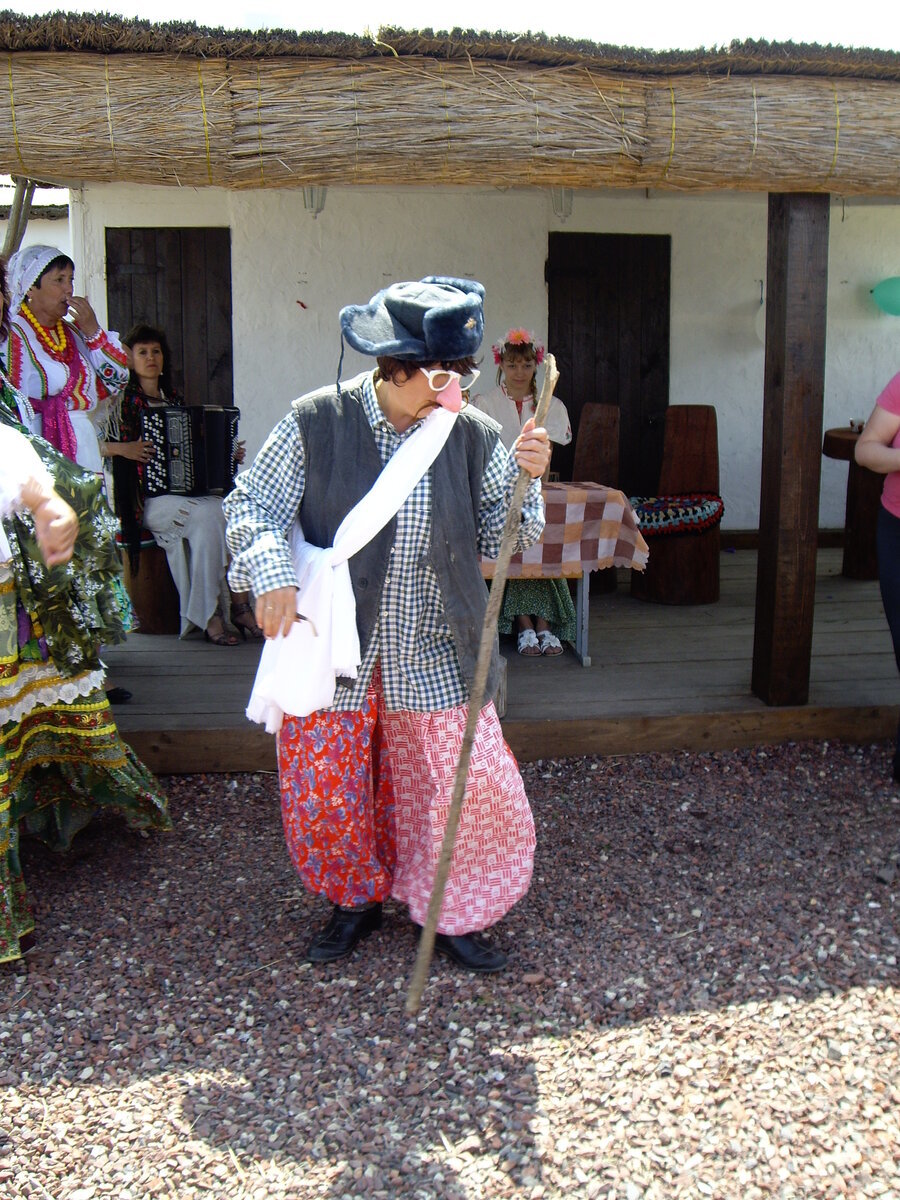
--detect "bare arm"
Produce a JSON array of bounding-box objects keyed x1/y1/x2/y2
[
  {"x1": 854, "y1": 405, "x2": 900, "y2": 474},
  {"x1": 0, "y1": 427, "x2": 78, "y2": 566},
  {"x1": 20, "y1": 479, "x2": 78, "y2": 566}
]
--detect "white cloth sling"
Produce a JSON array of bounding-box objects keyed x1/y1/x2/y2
[
  {"x1": 0, "y1": 424, "x2": 54, "y2": 562},
  {"x1": 247, "y1": 404, "x2": 459, "y2": 733}
]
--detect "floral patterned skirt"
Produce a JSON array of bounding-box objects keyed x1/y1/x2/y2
[{"x1": 277, "y1": 667, "x2": 535, "y2": 935}]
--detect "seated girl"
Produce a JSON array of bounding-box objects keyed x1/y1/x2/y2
[
  {"x1": 473, "y1": 328, "x2": 576, "y2": 656},
  {"x1": 101, "y1": 324, "x2": 262, "y2": 645}
]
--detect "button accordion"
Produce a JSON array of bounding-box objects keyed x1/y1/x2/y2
[{"x1": 141, "y1": 404, "x2": 241, "y2": 498}]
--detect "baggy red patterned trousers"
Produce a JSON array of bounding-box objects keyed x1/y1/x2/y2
[{"x1": 277, "y1": 670, "x2": 535, "y2": 935}]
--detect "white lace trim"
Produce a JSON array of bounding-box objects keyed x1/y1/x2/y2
[{"x1": 1, "y1": 662, "x2": 106, "y2": 726}]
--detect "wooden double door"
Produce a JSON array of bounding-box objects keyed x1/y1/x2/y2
[
  {"x1": 546, "y1": 231, "x2": 671, "y2": 496},
  {"x1": 105, "y1": 227, "x2": 233, "y2": 407}
]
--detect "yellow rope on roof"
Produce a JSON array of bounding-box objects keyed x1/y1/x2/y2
[
  {"x1": 256, "y1": 62, "x2": 265, "y2": 186},
  {"x1": 663, "y1": 84, "x2": 676, "y2": 179},
  {"x1": 824, "y1": 81, "x2": 840, "y2": 182},
  {"x1": 104, "y1": 57, "x2": 117, "y2": 170},
  {"x1": 197, "y1": 60, "x2": 213, "y2": 185},
  {"x1": 6, "y1": 56, "x2": 25, "y2": 171}
]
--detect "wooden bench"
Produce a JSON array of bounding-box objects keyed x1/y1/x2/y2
[{"x1": 121, "y1": 536, "x2": 181, "y2": 635}]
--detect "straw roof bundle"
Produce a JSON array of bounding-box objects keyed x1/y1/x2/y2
[
  {"x1": 227, "y1": 58, "x2": 649, "y2": 189},
  {"x1": 639, "y1": 75, "x2": 900, "y2": 193},
  {"x1": 1, "y1": 19, "x2": 900, "y2": 194},
  {"x1": 4, "y1": 52, "x2": 233, "y2": 186}
]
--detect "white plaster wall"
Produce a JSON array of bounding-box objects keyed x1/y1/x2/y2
[{"x1": 74, "y1": 182, "x2": 900, "y2": 529}]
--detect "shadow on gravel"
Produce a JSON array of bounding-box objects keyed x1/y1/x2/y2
[{"x1": 3, "y1": 739, "x2": 898, "y2": 1195}]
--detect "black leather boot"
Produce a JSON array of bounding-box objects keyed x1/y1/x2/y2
[
  {"x1": 307, "y1": 903, "x2": 383, "y2": 964},
  {"x1": 432, "y1": 931, "x2": 507, "y2": 973}
]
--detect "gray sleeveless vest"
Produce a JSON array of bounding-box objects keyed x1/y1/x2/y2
[{"x1": 292, "y1": 378, "x2": 504, "y2": 706}]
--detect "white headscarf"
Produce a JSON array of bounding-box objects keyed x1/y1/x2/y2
[{"x1": 7, "y1": 244, "x2": 68, "y2": 314}]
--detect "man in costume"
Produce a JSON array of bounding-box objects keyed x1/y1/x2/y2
[{"x1": 225, "y1": 277, "x2": 550, "y2": 972}]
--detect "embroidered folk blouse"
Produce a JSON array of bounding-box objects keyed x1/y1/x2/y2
[
  {"x1": 5, "y1": 316, "x2": 128, "y2": 422},
  {"x1": 472, "y1": 384, "x2": 572, "y2": 452}
]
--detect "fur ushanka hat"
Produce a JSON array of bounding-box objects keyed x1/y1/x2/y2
[{"x1": 339, "y1": 276, "x2": 485, "y2": 362}]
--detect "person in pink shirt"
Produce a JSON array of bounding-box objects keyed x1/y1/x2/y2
[{"x1": 856, "y1": 372, "x2": 900, "y2": 782}]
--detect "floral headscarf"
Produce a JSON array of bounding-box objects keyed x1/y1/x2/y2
[{"x1": 7, "y1": 244, "x2": 67, "y2": 314}]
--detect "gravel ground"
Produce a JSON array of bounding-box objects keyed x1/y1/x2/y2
[{"x1": 1, "y1": 738, "x2": 899, "y2": 1200}]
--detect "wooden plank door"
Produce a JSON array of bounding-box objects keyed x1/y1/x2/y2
[
  {"x1": 546, "y1": 232, "x2": 670, "y2": 495},
  {"x1": 105, "y1": 227, "x2": 233, "y2": 407}
]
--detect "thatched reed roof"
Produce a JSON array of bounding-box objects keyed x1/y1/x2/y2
[
  {"x1": 0, "y1": 202, "x2": 66, "y2": 219},
  {"x1": 1, "y1": 13, "x2": 900, "y2": 194}
]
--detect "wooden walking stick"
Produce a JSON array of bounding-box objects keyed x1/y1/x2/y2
[{"x1": 405, "y1": 354, "x2": 559, "y2": 1015}]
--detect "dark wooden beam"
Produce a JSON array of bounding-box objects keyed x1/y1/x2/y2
[
  {"x1": 120, "y1": 705, "x2": 899, "y2": 774},
  {"x1": 752, "y1": 193, "x2": 830, "y2": 705}
]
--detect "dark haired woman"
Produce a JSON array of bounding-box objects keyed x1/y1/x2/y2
[
  {"x1": 102, "y1": 324, "x2": 261, "y2": 644},
  {"x1": 225, "y1": 277, "x2": 550, "y2": 972},
  {"x1": 4, "y1": 245, "x2": 129, "y2": 471}
]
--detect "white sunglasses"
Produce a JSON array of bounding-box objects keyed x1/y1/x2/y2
[{"x1": 418, "y1": 366, "x2": 480, "y2": 393}]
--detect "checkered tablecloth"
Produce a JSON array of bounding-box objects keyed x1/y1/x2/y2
[{"x1": 481, "y1": 481, "x2": 649, "y2": 579}]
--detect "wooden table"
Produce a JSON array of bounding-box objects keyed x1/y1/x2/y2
[
  {"x1": 480, "y1": 481, "x2": 649, "y2": 666},
  {"x1": 822, "y1": 427, "x2": 881, "y2": 580}
]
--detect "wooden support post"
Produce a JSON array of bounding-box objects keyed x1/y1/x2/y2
[
  {"x1": 2, "y1": 176, "x2": 35, "y2": 260},
  {"x1": 752, "y1": 193, "x2": 830, "y2": 705}
]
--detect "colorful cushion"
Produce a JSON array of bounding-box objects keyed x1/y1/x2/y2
[{"x1": 629, "y1": 493, "x2": 724, "y2": 537}]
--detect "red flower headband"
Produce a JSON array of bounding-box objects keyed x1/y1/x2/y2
[{"x1": 491, "y1": 328, "x2": 545, "y2": 366}]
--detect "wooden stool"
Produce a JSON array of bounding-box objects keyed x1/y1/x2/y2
[
  {"x1": 629, "y1": 406, "x2": 723, "y2": 606},
  {"x1": 822, "y1": 426, "x2": 881, "y2": 580},
  {"x1": 630, "y1": 525, "x2": 721, "y2": 604},
  {"x1": 122, "y1": 540, "x2": 180, "y2": 635}
]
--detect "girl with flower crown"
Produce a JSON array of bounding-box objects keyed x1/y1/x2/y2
[{"x1": 473, "y1": 328, "x2": 576, "y2": 656}]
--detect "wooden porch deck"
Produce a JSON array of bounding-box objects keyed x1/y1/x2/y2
[{"x1": 105, "y1": 548, "x2": 899, "y2": 774}]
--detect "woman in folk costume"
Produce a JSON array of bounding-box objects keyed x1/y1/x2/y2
[
  {"x1": 4, "y1": 245, "x2": 129, "y2": 472},
  {"x1": 0, "y1": 422, "x2": 77, "y2": 961},
  {"x1": 0, "y1": 405, "x2": 170, "y2": 964},
  {"x1": 4, "y1": 247, "x2": 135, "y2": 701},
  {"x1": 225, "y1": 277, "x2": 550, "y2": 972},
  {"x1": 473, "y1": 328, "x2": 576, "y2": 656}
]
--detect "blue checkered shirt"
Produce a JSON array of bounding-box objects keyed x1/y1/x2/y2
[{"x1": 225, "y1": 372, "x2": 545, "y2": 711}]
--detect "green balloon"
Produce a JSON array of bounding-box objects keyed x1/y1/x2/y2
[{"x1": 872, "y1": 277, "x2": 900, "y2": 315}]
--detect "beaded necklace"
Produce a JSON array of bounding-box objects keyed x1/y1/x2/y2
[
  {"x1": 16, "y1": 300, "x2": 89, "y2": 426},
  {"x1": 19, "y1": 300, "x2": 74, "y2": 361}
]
